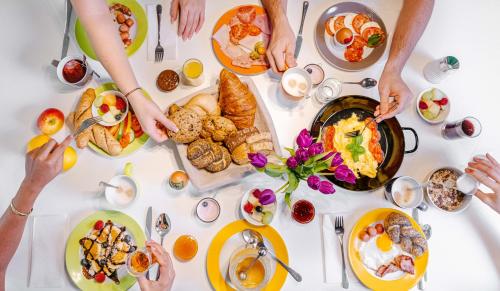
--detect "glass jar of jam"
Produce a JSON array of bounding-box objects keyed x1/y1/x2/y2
[{"x1": 292, "y1": 200, "x2": 315, "y2": 224}]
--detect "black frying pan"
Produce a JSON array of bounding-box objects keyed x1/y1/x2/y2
[{"x1": 310, "y1": 96, "x2": 418, "y2": 191}]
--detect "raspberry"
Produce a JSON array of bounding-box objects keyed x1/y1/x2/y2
[
  {"x1": 100, "y1": 104, "x2": 110, "y2": 113},
  {"x1": 94, "y1": 272, "x2": 106, "y2": 283},
  {"x1": 418, "y1": 101, "x2": 428, "y2": 110},
  {"x1": 115, "y1": 97, "x2": 126, "y2": 111},
  {"x1": 94, "y1": 220, "x2": 104, "y2": 230},
  {"x1": 439, "y1": 97, "x2": 448, "y2": 106},
  {"x1": 243, "y1": 202, "x2": 253, "y2": 214},
  {"x1": 252, "y1": 189, "x2": 262, "y2": 198}
]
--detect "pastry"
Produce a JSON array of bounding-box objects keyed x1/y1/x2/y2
[
  {"x1": 187, "y1": 139, "x2": 223, "y2": 169},
  {"x1": 384, "y1": 211, "x2": 428, "y2": 257},
  {"x1": 184, "y1": 93, "x2": 221, "y2": 117},
  {"x1": 168, "y1": 104, "x2": 182, "y2": 115},
  {"x1": 201, "y1": 116, "x2": 237, "y2": 142},
  {"x1": 249, "y1": 141, "x2": 273, "y2": 153},
  {"x1": 206, "y1": 147, "x2": 231, "y2": 173},
  {"x1": 166, "y1": 108, "x2": 202, "y2": 144},
  {"x1": 231, "y1": 143, "x2": 250, "y2": 165},
  {"x1": 68, "y1": 88, "x2": 123, "y2": 156},
  {"x1": 224, "y1": 127, "x2": 259, "y2": 152},
  {"x1": 246, "y1": 132, "x2": 272, "y2": 144},
  {"x1": 157, "y1": 70, "x2": 179, "y2": 92},
  {"x1": 218, "y1": 69, "x2": 257, "y2": 129}
]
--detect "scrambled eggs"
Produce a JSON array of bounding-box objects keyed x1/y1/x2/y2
[{"x1": 333, "y1": 113, "x2": 379, "y2": 178}]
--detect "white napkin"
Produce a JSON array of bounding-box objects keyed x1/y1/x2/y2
[
  {"x1": 147, "y1": 3, "x2": 178, "y2": 61},
  {"x1": 321, "y1": 213, "x2": 362, "y2": 287},
  {"x1": 29, "y1": 215, "x2": 69, "y2": 288}
]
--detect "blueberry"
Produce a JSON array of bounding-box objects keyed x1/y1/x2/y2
[
  {"x1": 123, "y1": 235, "x2": 131, "y2": 243},
  {"x1": 115, "y1": 114, "x2": 122, "y2": 121},
  {"x1": 80, "y1": 259, "x2": 90, "y2": 268},
  {"x1": 255, "y1": 206, "x2": 263, "y2": 213},
  {"x1": 102, "y1": 242, "x2": 108, "y2": 248},
  {"x1": 99, "y1": 259, "x2": 107, "y2": 266},
  {"x1": 129, "y1": 246, "x2": 136, "y2": 252}
]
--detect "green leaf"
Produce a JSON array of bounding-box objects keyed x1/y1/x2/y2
[
  {"x1": 285, "y1": 170, "x2": 299, "y2": 194},
  {"x1": 284, "y1": 147, "x2": 296, "y2": 156},
  {"x1": 347, "y1": 135, "x2": 365, "y2": 162},
  {"x1": 313, "y1": 160, "x2": 330, "y2": 173},
  {"x1": 285, "y1": 192, "x2": 292, "y2": 208},
  {"x1": 265, "y1": 163, "x2": 286, "y2": 177},
  {"x1": 367, "y1": 34, "x2": 382, "y2": 47}
]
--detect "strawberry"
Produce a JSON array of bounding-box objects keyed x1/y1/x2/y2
[
  {"x1": 115, "y1": 97, "x2": 126, "y2": 112},
  {"x1": 439, "y1": 97, "x2": 448, "y2": 106},
  {"x1": 100, "y1": 104, "x2": 110, "y2": 113},
  {"x1": 243, "y1": 202, "x2": 254, "y2": 214},
  {"x1": 344, "y1": 36, "x2": 353, "y2": 44},
  {"x1": 94, "y1": 220, "x2": 104, "y2": 230},
  {"x1": 94, "y1": 272, "x2": 106, "y2": 283},
  {"x1": 252, "y1": 189, "x2": 262, "y2": 198},
  {"x1": 419, "y1": 101, "x2": 428, "y2": 110}
]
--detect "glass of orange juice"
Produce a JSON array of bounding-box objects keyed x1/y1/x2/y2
[
  {"x1": 173, "y1": 235, "x2": 198, "y2": 261},
  {"x1": 126, "y1": 248, "x2": 152, "y2": 276},
  {"x1": 228, "y1": 246, "x2": 271, "y2": 290},
  {"x1": 182, "y1": 58, "x2": 204, "y2": 86}
]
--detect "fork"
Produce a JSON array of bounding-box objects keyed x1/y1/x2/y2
[
  {"x1": 154, "y1": 4, "x2": 164, "y2": 62},
  {"x1": 73, "y1": 116, "x2": 102, "y2": 137},
  {"x1": 344, "y1": 103, "x2": 399, "y2": 138},
  {"x1": 334, "y1": 216, "x2": 349, "y2": 289}
]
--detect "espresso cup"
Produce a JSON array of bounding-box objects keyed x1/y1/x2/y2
[
  {"x1": 54, "y1": 55, "x2": 93, "y2": 88},
  {"x1": 280, "y1": 67, "x2": 312, "y2": 101},
  {"x1": 384, "y1": 176, "x2": 428, "y2": 211}
]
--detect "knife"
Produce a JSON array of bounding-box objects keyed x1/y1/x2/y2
[
  {"x1": 61, "y1": 0, "x2": 72, "y2": 59},
  {"x1": 294, "y1": 1, "x2": 309, "y2": 59},
  {"x1": 145, "y1": 206, "x2": 153, "y2": 279},
  {"x1": 413, "y1": 208, "x2": 425, "y2": 290}
]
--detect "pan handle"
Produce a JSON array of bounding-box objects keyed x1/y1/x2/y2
[{"x1": 402, "y1": 127, "x2": 419, "y2": 154}]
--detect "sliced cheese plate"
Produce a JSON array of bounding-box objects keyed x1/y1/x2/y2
[{"x1": 171, "y1": 77, "x2": 281, "y2": 192}]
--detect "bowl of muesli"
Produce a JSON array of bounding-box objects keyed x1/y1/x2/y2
[{"x1": 424, "y1": 167, "x2": 472, "y2": 213}]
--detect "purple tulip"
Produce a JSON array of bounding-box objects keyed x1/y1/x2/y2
[
  {"x1": 321, "y1": 151, "x2": 335, "y2": 161},
  {"x1": 248, "y1": 152, "x2": 267, "y2": 168},
  {"x1": 308, "y1": 143, "x2": 324, "y2": 157},
  {"x1": 319, "y1": 181, "x2": 336, "y2": 194},
  {"x1": 296, "y1": 148, "x2": 309, "y2": 162},
  {"x1": 259, "y1": 189, "x2": 276, "y2": 205},
  {"x1": 331, "y1": 152, "x2": 343, "y2": 168},
  {"x1": 286, "y1": 156, "x2": 299, "y2": 169},
  {"x1": 345, "y1": 171, "x2": 357, "y2": 184},
  {"x1": 334, "y1": 165, "x2": 351, "y2": 182},
  {"x1": 296, "y1": 129, "x2": 313, "y2": 148},
  {"x1": 307, "y1": 175, "x2": 321, "y2": 190}
]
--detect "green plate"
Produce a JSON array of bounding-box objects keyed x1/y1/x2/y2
[
  {"x1": 75, "y1": 0, "x2": 148, "y2": 60},
  {"x1": 65, "y1": 210, "x2": 146, "y2": 290},
  {"x1": 89, "y1": 82, "x2": 150, "y2": 157}
]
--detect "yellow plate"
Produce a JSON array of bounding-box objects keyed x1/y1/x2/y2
[
  {"x1": 348, "y1": 208, "x2": 429, "y2": 291},
  {"x1": 206, "y1": 220, "x2": 288, "y2": 290}
]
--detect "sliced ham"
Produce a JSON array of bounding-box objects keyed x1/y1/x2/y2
[
  {"x1": 253, "y1": 14, "x2": 271, "y2": 35},
  {"x1": 229, "y1": 15, "x2": 241, "y2": 27},
  {"x1": 375, "y1": 263, "x2": 400, "y2": 277},
  {"x1": 395, "y1": 255, "x2": 415, "y2": 275},
  {"x1": 231, "y1": 55, "x2": 253, "y2": 68},
  {"x1": 237, "y1": 6, "x2": 256, "y2": 24}
]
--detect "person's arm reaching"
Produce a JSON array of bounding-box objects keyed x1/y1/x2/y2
[
  {"x1": 261, "y1": 0, "x2": 297, "y2": 74},
  {"x1": 375, "y1": 0, "x2": 434, "y2": 121},
  {"x1": 0, "y1": 136, "x2": 72, "y2": 289},
  {"x1": 71, "y1": 0, "x2": 177, "y2": 142}
]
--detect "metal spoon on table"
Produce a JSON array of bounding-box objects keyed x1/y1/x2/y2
[
  {"x1": 343, "y1": 78, "x2": 377, "y2": 89},
  {"x1": 242, "y1": 229, "x2": 302, "y2": 282},
  {"x1": 154, "y1": 213, "x2": 171, "y2": 280},
  {"x1": 238, "y1": 247, "x2": 267, "y2": 281},
  {"x1": 99, "y1": 181, "x2": 121, "y2": 190}
]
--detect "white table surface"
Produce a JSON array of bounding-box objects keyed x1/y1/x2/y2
[{"x1": 1, "y1": 0, "x2": 499, "y2": 290}]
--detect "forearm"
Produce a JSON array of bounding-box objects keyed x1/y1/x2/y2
[
  {"x1": 71, "y1": 0, "x2": 139, "y2": 95},
  {"x1": 261, "y1": 0, "x2": 288, "y2": 28},
  {"x1": 0, "y1": 181, "x2": 40, "y2": 273},
  {"x1": 385, "y1": 0, "x2": 434, "y2": 73}
]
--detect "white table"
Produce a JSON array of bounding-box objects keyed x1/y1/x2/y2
[{"x1": 1, "y1": 0, "x2": 499, "y2": 290}]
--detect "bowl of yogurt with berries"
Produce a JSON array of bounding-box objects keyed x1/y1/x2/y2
[{"x1": 92, "y1": 90, "x2": 129, "y2": 126}]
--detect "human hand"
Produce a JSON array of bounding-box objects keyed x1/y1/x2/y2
[
  {"x1": 465, "y1": 153, "x2": 500, "y2": 213},
  {"x1": 266, "y1": 16, "x2": 297, "y2": 74},
  {"x1": 137, "y1": 241, "x2": 175, "y2": 291},
  {"x1": 374, "y1": 68, "x2": 413, "y2": 121},
  {"x1": 128, "y1": 92, "x2": 178, "y2": 143},
  {"x1": 23, "y1": 136, "x2": 72, "y2": 193},
  {"x1": 170, "y1": 0, "x2": 205, "y2": 40}
]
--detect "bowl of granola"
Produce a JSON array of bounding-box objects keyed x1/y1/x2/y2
[{"x1": 424, "y1": 167, "x2": 472, "y2": 213}]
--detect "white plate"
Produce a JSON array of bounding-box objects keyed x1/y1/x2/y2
[
  {"x1": 415, "y1": 88, "x2": 450, "y2": 125},
  {"x1": 240, "y1": 189, "x2": 277, "y2": 226}
]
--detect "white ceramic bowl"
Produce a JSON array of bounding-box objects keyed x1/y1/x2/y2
[
  {"x1": 92, "y1": 90, "x2": 129, "y2": 126},
  {"x1": 105, "y1": 175, "x2": 138, "y2": 208},
  {"x1": 240, "y1": 189, "x2": 277, "y2": 226},
  {"x1": 424, "y1": 167, "x2": 472, "y2": 214},
  {"x1": 416, "y1": 87, "x2": 450, "y2": 125}
]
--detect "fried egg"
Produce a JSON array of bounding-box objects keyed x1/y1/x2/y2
[
  {"x1": 333, "y1": 113, "x2": 379, "y2": 178},
  {"x1": 358, "y1": 232, "x2": 403, "y2": 271}
]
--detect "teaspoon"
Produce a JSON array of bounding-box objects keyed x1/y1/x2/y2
[
  {"x1": 343, "y1": 78, "x2": 377, "y2": 88},
  {"x1": 155, "y1": 213, "x2": 171, "y2": 280}
]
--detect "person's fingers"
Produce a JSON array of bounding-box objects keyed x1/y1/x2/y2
[
  {"x1": 272, "y1": 47, "x2": 287, "y2": 72},
  {"x1": 486, "y1": 153, "x2": 500, "y2": 167},
  {"x1": 474, "y1": 189, "x2": 495, "y2": 208},
  {"x1": 284, "y1": 43, "x2": 297, "y2": 68},
  {"x1": 178, "y1": 8, "x2": 188, "y2": 37},
  {"x1": 468, "y1": 160, "x2": 500, "y2": 182},
  {"x1": 36, "y1": 139, "x2": 58, "y2": 160},
  {"x1": 182, "y1": 11, "x2": 193, "y2": 40},
  {"x1": 195, "y1": 7, "x2": 205, "y2": 33},
  {"x1": 157, "y1": 112, "x2": 178, "y2": 133},
  {"x1": 48, "y1": 135, "x2": 73, "y2": 162},
  {"x1": 374, "y1": 105, "x2": 380, "y2": 117},
  {"x1": 186, "y1": 11, "x2": 197, "y2": 39},
  {"x1": 376, "y1": 101, "x2": 399, "y2": 121},
  {"x1": 378, "y1": 85, "x2": 390, "y2": 117},
  {"x1": 266, "y1": 50, "x2": 279, "y2": 74},
  {"x1": 170, "y1": 0, "x2": 179, "y2": 22},
  {"x1": 136, "y1": 275, "x2": 149, "y2": 287},
  {"x1": 465, "y1": 167, "x2": 498, "y2": 189}
]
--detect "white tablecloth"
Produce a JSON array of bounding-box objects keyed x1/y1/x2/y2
[{"x1": 0, "y1": 0, "x2": 499, "y2": 290}]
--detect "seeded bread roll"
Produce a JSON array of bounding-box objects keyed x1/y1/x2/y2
[
  {"x1": 206, "y1": 147, "x2": 231, "y2": 173},
  {"x1": 166, "y1": 108, "x2": 202, "y2": 144},
  {"x1": 187, "y1": 139, "x2": 212, "y2": 160},
  {"x1": 202, "y1": 115, "x2": 237, "y2": 142}
]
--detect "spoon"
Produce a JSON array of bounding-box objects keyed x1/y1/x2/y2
[
  {"x1": 155, "y1": 213, "x2": 171, "y2": 280},
  {"x1": 242, "y1": 229, "x2": 302, "y2": 282},
  {"x1": 238, "y1": 247, "x2": 267, "y2": 281},
  {"x1": 99, "y1": 181, "x2": 121, "y2": 190},
  {"x1": 343, "y1": 78, "x2": 377, "y2": 88}
]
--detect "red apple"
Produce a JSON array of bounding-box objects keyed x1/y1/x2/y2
[{"x1": 37, "y1": 108, "x2": 64, "y2": 135}]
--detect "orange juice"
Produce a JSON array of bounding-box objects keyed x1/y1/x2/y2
[
  {"x1": 235, "y1": 257, "x2": 266, "y2": 288},
  {"x1": 182, "y1": 59, "x2": 204, "y2": 86},
  {"x1": 173, "y1": 235, "x2": 198, "y2": 261}
]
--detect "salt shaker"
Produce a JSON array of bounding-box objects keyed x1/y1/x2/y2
[{"x1": 423, "y1": 56, "x2": 460, "y2": 84}]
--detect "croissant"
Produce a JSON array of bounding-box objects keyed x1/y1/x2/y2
[
  {"x1": 68, "y1": 88, "x2": 122, "y2": 156},
  {"x1": 218, "y1": 69, "x2": 256, "y2": 129}
]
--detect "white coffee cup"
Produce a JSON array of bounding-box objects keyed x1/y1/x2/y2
[
  {"x1": 54, "y1": 55, "x2": 93, "y2": 88},
  {"x1": 385, "y1": 176, "x2": 428, "y2": 211},
  {"x1": 280, "y1": 67, "x2": 312, "y2": 100}
]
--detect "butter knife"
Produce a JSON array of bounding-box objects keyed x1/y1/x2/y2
[
  {"x1": 413, "y1": 208, "x2": 425, "y2": 290},
  {"x1": 145, "y1": 206, "x2": 153, "y2": 279},
  {"x1": 294, "y1": 1, "x2": 309, "y2": 59},
  {"x1": 61, "y1": 0, "x2": 72, "y2": 59}
]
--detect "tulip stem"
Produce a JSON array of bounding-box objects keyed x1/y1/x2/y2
[{"x1": 276, "y1": 182, "x2": 289, "y2": 193}]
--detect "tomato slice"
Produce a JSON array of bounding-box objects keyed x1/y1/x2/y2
[
  {"x1": 323, "y1": 126, "x2": 336, "y2": 152},
  {"x1": 230, "y1": 24, "x2": 249, "y2": 44},
  {"x1": 248, "y1": 24, "x2": 261, "y2": 36},
  {"x1": 334, "y1": 16, "x2": 345, "y2": 32},
  {"x1": 131, "y1": 114, "x2": 142, "y2": 132},
  {"x1": 325, "y1": 17, "x2": 335, "y2": 36},
  {"x1": 350, "y1": 35, "x2": 366, "y2": 50},
  {"x1": 344, "y1": 47, "x2": 363, "y2": 62},
  {"x1": 352, "y1": 14, "x2": 371, "y2": 34},
  {"x1": 362, "y1": 27, "x2": 386, "y2": 47}
]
